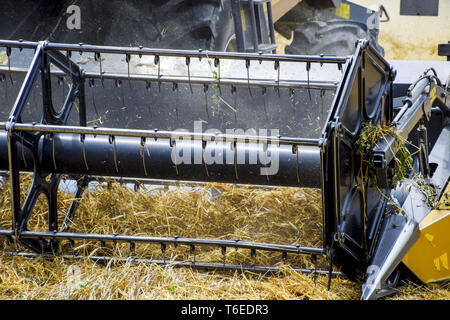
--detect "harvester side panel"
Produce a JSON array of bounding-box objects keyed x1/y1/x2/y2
[{"x1": 322, "y1": 42, "x2": 395, "y2": 279}]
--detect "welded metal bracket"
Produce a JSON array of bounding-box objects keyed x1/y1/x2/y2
[{"x1": 5, "y1": 41, "x2": 87, "y2": 252}]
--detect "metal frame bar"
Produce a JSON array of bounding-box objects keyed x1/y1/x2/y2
[
  {"x1": 0, "y1": 229, "x2": 324, "y2": 255},
  {"x1": 2, "y1": 40, "x2": 87, "y2": 252},
  {"x1": 2, "y1": 250, "x2": 342, "y2": 277},
  {"x1": 1, "y1": 66, "x2": 339, "y2": 91},
  {"x1": 0, "y1": 122, "x2": 321, "y2": 147},
  {"x1": 0, "y1": 40, "x2": 348, "y2": 64}
]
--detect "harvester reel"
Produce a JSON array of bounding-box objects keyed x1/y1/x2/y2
[{"x1": 0, "y1": 37, "x2": 448, "y2": 300}]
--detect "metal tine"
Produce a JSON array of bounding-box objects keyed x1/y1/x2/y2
[
  {"x1": 231, "y1": 85, "x2": 237, "y2": 122},
  {"x1": 161, "y1": 243, "x2": 166, "y2": 262},
  {"x1": 289, "y1": 88, "x2": 295, "y2": 118},
  {"x1": 88, "y1": 79, "x2": 101, "y2": 121},
  {"x1": 221, "y1": 246, "x2": 226, "y2": 265},
  {"x1": 114, "y1": 78, "x2": 125, "y2": 106},
  {"x1": 171, "y1": 139, "x2": 179, "y2": 175},
  {"x1": 52, "y1": 238, "x2": 60, "y2": 256},
  {"x1": 306, "y1": 61, "x2": 312, "y2": 101},
  {"x1": 293, "y1": 145, "x2": 300, "y2": 184},
  {"x1": 145, "y1": 80, "x2": 152, "y2": 119},
  {"x1": 186, "y1": 56, "x2": 193, "y2": 94},
  {"x1": 109, "y1": 135, "x2": 119, "y2": 173},
  {"x1": 80, "y1": 134, "x2": 89, "y2": 171},
  {"x1": 204, "y1": 84, "x2": 209, "y2": 120},
  {"x1": 112, "y1": 234, "x2": 118, "y2": 251},
  {"x1": 245, "y1": 59, "x2": 252, "y2": 96},
  {"x1": 140, "y1": 136, "x2": 149, "y2": 177},
  {"x1": 262, "y1": 87, "x2": 268, "y2": 121},
  {"x1": 202, "y1": 139, "x2": 210, "y2": 177},
  {"x1": 250, "y1": 248, "x2": 256, "y2": 265},
  {"x1": 125, "y1": 53, "x2": 131, "y2": 87},
  {"x1": 173, "y1": 82, "x2": 179, "y2": 120},
  {"x1": 58, "y1": 76, "x2": 65, "y2": 107},
  {"x1": 39, "y1": 238, "x2": 45, "y2": 256},
  {"x1": 274, "y1": 60, "x2": 280, "y2": 97},
  {"x1": 6, "y1": 47, "x2": 13, "y2": 85},
  {"x1": 190, "y1": 244, "x2": 196, "y2": 264},
  {"x1": 154, "y1": 55, "x2": 161, "y2": 92},
  {"x1": 95, "y1": 52, "x2": 104, "y2": 87}
]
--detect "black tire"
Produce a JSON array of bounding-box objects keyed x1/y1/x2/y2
[
  {"x1": 146, "y1": 0, "x2": 235, "y2": 50},
  {"x1": 285, "y1": 19, "x2": 385, "y2": 57},
  {"x1": 80, "y1": 0, "x2": 234, "y2": 50},
  {"x1": 0, "y1": 0, "x2": 234, "y2": 51}
]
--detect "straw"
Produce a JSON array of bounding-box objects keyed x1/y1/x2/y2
[{"x1": 0, "y1": 174, "x2": 447, "y2": 300}]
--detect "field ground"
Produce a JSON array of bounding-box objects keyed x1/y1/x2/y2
[{"x1": 0, "y1": 177, "x2": 448, "y2": 300}]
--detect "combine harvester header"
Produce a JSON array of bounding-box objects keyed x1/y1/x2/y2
[{"x1": 0, "y1": 38, "x2": 448, "y2": 299}]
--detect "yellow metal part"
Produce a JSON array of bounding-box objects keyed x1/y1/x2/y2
[
  {"x1": 403, "y1": 183, "x2": 450, "y2": 284},
  {"x1": 335, "y1": 2, "x2": 350, "y2": 20},
  {"x1": 241, "y1": 9, "x2": 247, "y2": 31}
]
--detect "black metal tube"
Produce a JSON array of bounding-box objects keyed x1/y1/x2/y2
[{"x1": 0, "y1": 132, "x2": 322, "y2": 188}]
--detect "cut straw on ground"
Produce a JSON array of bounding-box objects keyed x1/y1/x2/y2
[{"x1": 0, "y1": 174, "x2": 448, "y2": 300}]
